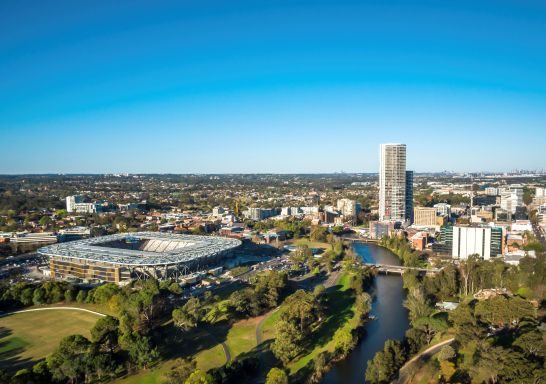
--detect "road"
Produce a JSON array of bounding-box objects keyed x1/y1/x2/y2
[
  {"x1": 393, "y1": 338, "x2": 455, "y2": 384},
  {"x1": 532, "y1": 223, "x2": 546, "y2": 248}
]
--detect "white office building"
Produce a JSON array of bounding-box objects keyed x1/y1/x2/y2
[
  {"x1": 74, "y1": 202, "x2": 100, "y2": 214},
  {"x1": 452, "y1": 226, "x2": 500, "y2": 260},
  {"x1": 66, "y1": 195, "x2": 82, "y2": 213},
  {"x1": 500, "y1": 186, "x2": 523, "y2": 214},
  {"x1": 337, "y1": 198, "x2": 357, "y2": 218},
  {"x1": 212, "y1": 207, "x2": 225, "y2": 217},
  {"x1": 485, "y1": 187, "x2": 499, "y2": 196},
  {"x1": 433, "y1": 203, "x2": 451, "y2": 217},
  {"x1": 379, "y1": 143, "x2": 407, "y2": 222}
]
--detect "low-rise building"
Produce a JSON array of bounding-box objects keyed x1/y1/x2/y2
[
  {"x1": 413, "y1": 207, "x2": 437, "y2": 227},
  {"x1": 369, "y1": 221, "x2": 394, "y2": 240},
  {"x1": 410, "y1": 231, "x2": 428, "y2": 251},
  {"x1": 511, "y1": 220, "x2": 533, "y2": 233}
]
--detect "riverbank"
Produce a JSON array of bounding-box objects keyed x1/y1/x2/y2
[{"x1": 321, "y1": 243, "x2": 410, "y2": 384}]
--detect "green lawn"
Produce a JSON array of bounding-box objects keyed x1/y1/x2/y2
[
  {"x1": 288, "y1": 272, "x2": 356, "y2": 374},
  {"x1": 261, "y1": 308, "x2": 283, "y2": 342},
  {"x1": 0, "y1": 309, "x2": 103, "y2": 373},
  {"x1": 293, "y1": 238, "x2": 332, "y2": 249},
  {"x1": 224, "y1": 319, "x2": 258, "y2": 359},
  {"x1": 115, "y1": 316, "x2": 261, "y2": 384}
]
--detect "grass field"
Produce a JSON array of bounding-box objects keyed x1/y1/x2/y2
[
  {"x1": 288, "y1": 272, "x2": 356, "y2": 374},
  {"x1": 224, "y1": 317, "x2": 259, "y2": 359},
  {"x1": 115, "y1": 316, "x2": 261, "y2": 384},
  {"x1": 293, "y1": 238, "x2": 332, "y2": 249},
  {"x1": 261, "y1": 308, "x2": 283, "y2": 341},
  {"x1": 0, "y1": 309, "x2": 103, "y2": 373}
]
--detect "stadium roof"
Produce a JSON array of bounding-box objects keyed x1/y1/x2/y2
[{"x1": 38, "y1": 232, "x2": 241, "y2": 266}]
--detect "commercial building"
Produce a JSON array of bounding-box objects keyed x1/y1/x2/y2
[
  {"x1": 38, "y1": 232, "x2": 241, "y2": 284},
  {"x1": 247, "y1": 207, "x2": 278, "y2": 221},
  {"x1": 500, "y1": 186, "x2": 523, "y2": 214},
  {"x1": 433, "y1": 225, "x2": 504, "y2": 260},
  {"x1": 336, "y1": 199, "x2": 358, "y2": 218},
  {"x1": 474, "y1": 195, "x2": 500, "y2": 206},
  {"x1": 379, "y1": 143, "x2": 407, "y2": 222},
  {"x1": 410, "y1": 231, "x2": 428, "y2": 251},
  {"x1": 212, "y1": 207, "x2": 225, "y2": 216},
  {"x1": 73, "y1": 202, "x2": 102, "y2": 214},
  {"x1": 66, "y1": 195, "x2": 82, "y2": 213},
  {"x1": 485, "y1": 187, "x2": 499, "y2": 196},
  {"x1": 494, "y1": 208, "x2": 512, "y2": 222},
  {"x1": 433, "y1": 203, "x2": 451, "y2": 217},
  {"x1": 369, "y1": 221, "x2": 395, "y2": 240},
  {"x1": 511, "y1": 220, "x2": 533, "y2": 233},
  {"x1": 413, "y1": 207, "x2": 437, "y2": 227}
]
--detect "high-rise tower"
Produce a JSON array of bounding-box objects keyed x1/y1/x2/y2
[
  {"x1": 405, "y1": 170, "x2": 414, "y2": 224},
  {"x1": 379, "y1": 143, "x2": 407, "y2": 222}
]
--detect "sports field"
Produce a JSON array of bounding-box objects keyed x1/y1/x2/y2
[{"x1": 0, "y1": 308, "x2": 103, "y2": 372}]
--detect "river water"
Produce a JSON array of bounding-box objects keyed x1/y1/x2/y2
[{"x1": 321, "y1": 242, "x2": 410, "y2": 384}]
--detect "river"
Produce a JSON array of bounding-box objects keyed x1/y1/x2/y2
[{"x1": 321, "y1": 242, "x2": 410, "y2": 384}]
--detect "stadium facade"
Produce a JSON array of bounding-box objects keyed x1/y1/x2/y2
[{"x1": 38, "y1": 232, "x2": 241, "y2": 284}]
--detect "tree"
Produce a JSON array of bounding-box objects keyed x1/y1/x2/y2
[
  {"x1": 164, "y1": 358, "x2": 196, "y2": 384},
  {"x1": 439, "y1": 360, "x2": 456, "y2": 382},
  {"x1": 437, "y1": 344, "x2": 456, "y2": 362},
  {"x1": 173, "y1": 297, "x2": 206, "y2": 332},
  {"x1": 20, "y1": 287, "x2": 34, "y2": 306},
  {"x1": 312, "y1": 351, "x2": 330, "y2": 381},
  {"x1": 47, "y1": 334, "x2": 91, "y2": 383},
  {"x1": 413, "y1": 316, "x2": 448, "y2": 345},
  {"x1": 32, "y1": 287, "x2": 45, "y2": 305},
  {"x1": 365, "y1": 339, "x2": 406, "y2": 384},
  {"x1": 229, "y1": 288, "x2": 259, "y2": 317},
  {"x1": 513, "y1": 330, "x2": 546, "y2": 357},
  {"x1": 64, "y1": 289, "x2": 75, "y2": 303},
  {"x1": 90, "y1": 316, "x2": 119, "y2": 353},
  {"x1": 404, "y1": 288, "x2": 432, "y2": 323},
  {"x1": 271, "y1": 320, "x2": 305, "y2": 364},
  {"x1": 459, "y1": 255, "x2": 480, "y2": 296},
  {"x1": 185, "y1": 369, "x2": 214, "y2": 384},
  {"x1": 265, "y1": 367, "x2": 288, "y2": 384},
  {"x1": 333, "y1": 327, "x2": 355, "y2": 355},
  {"x1": 282, "y1": 289, "x2": 321, "y2": 333},
  {"x1": 119, "y1": 332, "x2": 159, "y2": 369},
  {"x1": 449, "y1": 302, "x2": 485, "y2": 344},
  {"x1": 92, "y1": 283, "x2": 121, "y2": 305},
  {"x1": 76, "y1": 290, "x2": 87, "y2": 303},
  {"x1": 39, "y1": 215, "x2": 51, "y2": 227},
  {"x1": 310, "y1": 226, "x2": 328, "y2": 242}
]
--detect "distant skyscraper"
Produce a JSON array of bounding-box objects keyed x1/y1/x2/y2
[
  {"x1": 405, "y1": 170, "x2": 414, "y2": 224},
  {"x1": 379, "y1": 143, "x2": 407, "y2": 222}
]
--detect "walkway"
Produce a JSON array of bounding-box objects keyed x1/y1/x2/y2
[
  {"x1": 0, "y1": 306, "x2": 106, "y2": 318},
  {"x1": 394, "y1": 338, "x2": 455, "y2": 384},
  {"x1": 364, "y1": 263, "x2": 442, "y2": 274},
  {"x1": 255, "y1": 308, "x2": 279, "y2": 345}
]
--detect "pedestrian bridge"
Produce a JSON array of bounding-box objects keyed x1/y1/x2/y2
[{"x1": 364, "y1": 263, "x2": 442, "y2": 275}]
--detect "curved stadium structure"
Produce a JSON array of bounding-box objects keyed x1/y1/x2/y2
[{"x1": 38, "y1": 232, "x2": 242, "y2": 284}]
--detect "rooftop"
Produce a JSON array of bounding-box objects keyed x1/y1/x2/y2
[{"x1": 38, "y1": 232, "x2": 241, "y2": 266}]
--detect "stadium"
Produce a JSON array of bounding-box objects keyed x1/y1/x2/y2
[{"x1": 38, "y1": 232, "x2": 242, "y2": 284}]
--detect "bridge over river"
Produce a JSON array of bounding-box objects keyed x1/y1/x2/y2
[{"x1": 364, "y1": 262, "x2": 442, "y2": 275}]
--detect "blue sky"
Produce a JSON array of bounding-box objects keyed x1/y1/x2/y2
[{"x1": 1, "y1": 0, "x2": 546, "y2": 174}]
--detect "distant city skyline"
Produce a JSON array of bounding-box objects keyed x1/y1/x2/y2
[{"x1": 2, "y1": 1, "x2": 546, "y2": 174}]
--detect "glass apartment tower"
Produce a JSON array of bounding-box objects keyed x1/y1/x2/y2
[
  {"x1": 405, "y1": 170, "x2": 414, "y2": 224},
  {"x1": 379, "y1": 143, "x2": 407, "y2": 222}
]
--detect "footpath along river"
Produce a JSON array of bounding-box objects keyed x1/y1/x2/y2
[{"x1": 321, "y1": 242, "x2": 410, "y2": 384}]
